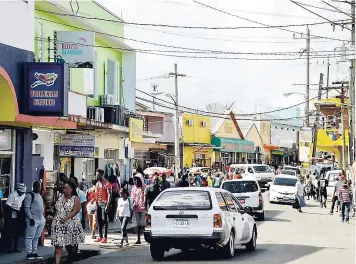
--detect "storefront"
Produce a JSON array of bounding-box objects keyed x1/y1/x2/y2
[
  {"x1": 212, "y1": 137, "x2": 254, "y2": 168},
  {"x1": 183, "y1": 144, "x2": 214, "y2": 168},
  {"x1": 0, "y1": 129, "x2": 15, "y2": 198}
]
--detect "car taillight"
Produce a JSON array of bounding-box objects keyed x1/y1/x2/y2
[
  {"x1": 146, "y1": 214, "x2": 152, "y2": 228},
  {"x1": 213, "y1": 214, "x2": 222, "y2": 228},
  {"x1": 259, "y1": 193, "x2": 263, "y2": 205}
]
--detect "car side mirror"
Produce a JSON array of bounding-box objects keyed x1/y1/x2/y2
[
  {"x1": 261, "y1": 189, "x2": 266, "y2": 193},
  {"x1": 244, "y1": 206, "x2": 253, "y2": 214}
]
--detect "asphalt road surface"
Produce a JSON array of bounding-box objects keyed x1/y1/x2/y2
[{"x1": 78, "y1": 193, "x2": 355, "y2": 264}]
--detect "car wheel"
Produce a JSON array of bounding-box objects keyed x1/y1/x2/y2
[
  {"x1": 221, "y1": 231, "x2": 235, "y2": 258},
  {"x1": 257, "y1": 212, "x2": 265, "y2": 221},
  {"x1": 245, "y1": 226, "x2": 257, "y2": 252},
  {"x1": 150, "y1": 243, "x2": 165, "y2": 261}
]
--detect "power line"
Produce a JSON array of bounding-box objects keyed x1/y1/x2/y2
[
  {"x1": 136, "y1": 96, "x2": 317, "y2": 123},
  {"x1": 136, "y1": 88, "x2": 328, "y2": 117},
  {"x1": 38, "y1": 36, "x2": 354, "y2": 61},
  {"x1": 192, "y1": 0, "x2": 348, "y2": 42},
  {"x1": 35, "y1": 8, "x2": 350, "y2": 31}
]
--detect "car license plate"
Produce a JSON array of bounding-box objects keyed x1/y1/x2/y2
[
  {"x1": 239, "y1": 199, "x2": 245, "y2": 204},
  {"x1": 174, "y1": 219, "x2": 189, "y2": 228},
  {"x1": 283, "y1": 196, "x2": 289, "y2": 200}
]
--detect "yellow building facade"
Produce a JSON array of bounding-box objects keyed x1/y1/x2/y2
[{"x1": 182, "y1": 113, "x2": 213, "y2": 167}]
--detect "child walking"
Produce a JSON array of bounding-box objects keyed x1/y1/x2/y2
[{"x1": 116, "y1": 188, "x2": 133, "y2": 247}]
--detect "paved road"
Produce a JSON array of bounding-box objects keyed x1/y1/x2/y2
[{"x1": 78, "y1": 193, "x2": 355, "y2": 264}]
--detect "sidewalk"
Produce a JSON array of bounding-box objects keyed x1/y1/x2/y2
[{"x1": 0, "y1": 218, "x2": 140, "y2": 264}]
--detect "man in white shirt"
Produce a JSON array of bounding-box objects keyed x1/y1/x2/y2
[
  {"x1": 295, "y1": 177, "x2": 306, "y2": 213},
  {"x1": 5, "y1": 183, "x2": 27, "y2": 252},
  {"x1": 71, "y1": 176, "x2": 87, "y2": 229}
]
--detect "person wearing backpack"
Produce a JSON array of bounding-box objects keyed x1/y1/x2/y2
[
  {"x1": 3, "y1": 183, "x2": 27, "y2": 253},
  {"x1": 24, "y1": 181, "x2": 45, "y2": 260}
]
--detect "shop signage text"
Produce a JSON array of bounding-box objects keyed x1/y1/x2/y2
[
  {"x1": 60, "y1": 134, "x2": 95, "y2": 157},
  {"x1": 56, "y1": 31, "x2": 95, "y2": 68},
  {"x1": 212, "y1": 137, "x2": 254, "y2": 153},
  {"x1": 129, "y1": 118, "x2": 143, "y2": 143},
  {"x1": 24, "y1": 63, "x2": 69, "y2": 116}
]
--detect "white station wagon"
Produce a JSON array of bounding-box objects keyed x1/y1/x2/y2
[{"x1": 144, "y1": 187, "x2": 257, "y2": 261}]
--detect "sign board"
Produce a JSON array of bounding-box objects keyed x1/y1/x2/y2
[
  {"x1": 299, "y1": 127, "x2": 313, "y2": 142},
  {"x1": 212, "y1": 137, "x2": 254, "y2": 153},
  {"x1": 60, "y1": 134, "x2": 95, "y2": 157},
  {"x1": 24, "y1": 62, "x2": 69, "y2": 116},
  {"x1": 129, "y1": 118, "x2": 143, "y2": 143},
  {"x1": 56, "y1": 31, "x2": 95, "y2": 68}
]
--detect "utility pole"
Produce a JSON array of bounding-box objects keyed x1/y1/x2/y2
[
  {"x1": 312, "y1": 73, "x2": 323, "y2": 165},
  {"x1": 169, "y1": 64, "x2": 186, "y2": 180},
  {"x1": 349, "y1": 0, "x2": 355, "y2": 165},
  {"x1": 326, "y1": 57, "x2": 330, "y2": 98},
  {"x1": 306, "y1": 27, "x2": 311, "y2": 127}
]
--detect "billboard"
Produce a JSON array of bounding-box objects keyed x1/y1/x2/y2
[
  {"x1": 56, "y1": 31, "x2": 95, "y2": 68},
  {"x1": 60, "y1": 134, "x2": 96, "y2": 157},
  {"x1": 24, "y1": 62, "x2": 69, "y2": 116},
  {"x1": 129, "y1": 118, "x2": 143, "y2": 143},
  {"x1": 299, "y1": 127, "x2": 313, "y2": 163}
]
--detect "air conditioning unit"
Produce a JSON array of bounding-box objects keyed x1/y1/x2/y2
[
  {"x1": 201, "y1": 121, "x2": 207, "y2": 127},
  {"x1": 101, "y1": 94, "x2": 114, "y2": 106},
  {"x1": 186, "y1": 120, "x2": 193, "y2": 126},
  {"x1": 88, "y1": 107, "x2": 105, "y2": 122}
]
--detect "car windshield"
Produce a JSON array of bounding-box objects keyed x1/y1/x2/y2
[
  {"x1": 274, "y1": 177, "x2": 297, "y2": 187},
  {"x1": 281, "y1": 170, "x2": 295, "y2": 176},
  {"x1": 328, "y1": 173, "x2": 340, "y2": 182},
  {"x1": 253, "y1": 166, "x2": 271, "y2": 173},
  {"x1": 222, "y1": 181, "x2": 259, "y2": 193},
  {"x1": 153, "y1": 190, "x2": 212, "y2": 210}
]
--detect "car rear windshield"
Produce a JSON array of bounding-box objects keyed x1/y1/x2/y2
[
  {"x1": 281, "y1": 170, "x2": 295, "y2": 176},
  {"x1": 274, "y1": 177, "x2": 297, "y2": 186},
  {"x1": 253, "y1": 166, "x2": 272, "y2": 173},
  {"x1": 222, "y1": 181, "x2": 259, "y2": 193},
  {"x1": 153, "y1": 190, "x2": 212, "y2": 210}
]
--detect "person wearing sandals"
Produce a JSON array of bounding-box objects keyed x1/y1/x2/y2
[{"x1": 116, "y1": 188, "x2": 133, "y2": 247}]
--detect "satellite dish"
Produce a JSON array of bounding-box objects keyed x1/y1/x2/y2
[{"x1": 206, "y1": 103, "x2": 226, "y2": 114}]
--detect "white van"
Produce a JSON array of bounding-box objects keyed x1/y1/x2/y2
[{"x1": 229, "y1": 164, "x2": 274, "y2": 189}]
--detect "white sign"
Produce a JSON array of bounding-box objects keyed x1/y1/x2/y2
[
  {"x1": 60, "y1": 134, "x2": 95, "y2": 147},
  {"x1": 56, "y1": 31, "x2": 95, "y2": 68},
  {"x1": 60, "y1": 134, "x2": 96, "y2": 157}
]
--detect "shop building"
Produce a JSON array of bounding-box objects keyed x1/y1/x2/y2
[
  {"x1": 242, "y1": 123, "x2": 264, "y2": 163},
  {"x1": 133, "y1": 105, "x2": 174, "y2": 168},
  {"x1": 211, "y1": 111, "x2": 254, "y2": 168},
  {"x1": 182, "y1": 113, "x2": 213, "y2": 167}
]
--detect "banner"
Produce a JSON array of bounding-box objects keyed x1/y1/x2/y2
[
  {"x1": 24, "y1": 62, "x2": 69, "y2": 116},
  {"x1": 60, "y1": 134, "x2": 95, "y2": 157},
  {"x1": 56, "y1": 31, "x2": 95, "y2": 68},
  {"x1": 129, "y1": 118, "x2": 143, "y2": 143}
]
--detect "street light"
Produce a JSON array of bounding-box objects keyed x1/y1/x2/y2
[{"x1": 283, "y1": 92, "x2": 306, "y2": 99}]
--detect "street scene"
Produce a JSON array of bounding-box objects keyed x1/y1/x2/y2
[{"x1": 0, "y1": 0, "x2": 356, "y2": 264}]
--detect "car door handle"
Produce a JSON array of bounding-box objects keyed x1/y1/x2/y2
[{"x1": 233, "y1": 217, "x2": 235, "y2": 220}]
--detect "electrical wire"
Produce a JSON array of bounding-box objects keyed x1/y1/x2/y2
[
  {"x1": 136, "y1": 88, "x2": 328, "y2": 117},
  {"x1": 192, "y1": 1, "x2": 348, "y2": 42},
  {"x1": 37, "y1": 36, "x2": 356, "y2": 61},
  {"x1": 35, "y1": 8, "x2": 350, "y2": 31},
  {"x1": 135, "y1": 96, "x2": 317, "y2": 123}
]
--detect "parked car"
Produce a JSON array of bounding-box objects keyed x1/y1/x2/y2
[
  {"x1": 268, "y1": 175, "x2": 298, "y2": 204},
  {"x1": 229, "y1": 164, "x2": 273, "y2": 189},
  {"x1": 283, "y1": 166, "x2": 301, "y2": 176},
  {"x1": 221, "y1": 178, "x2": 265, "y2": 221},
  {"x1": 144, "y1": 187, "x2": 257, "y2": 260},
  {"x1": 326, "y1": 170, "x2": 342, "y2": 196}
]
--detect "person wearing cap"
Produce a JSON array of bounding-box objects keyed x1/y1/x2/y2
[{"x1": 4, "y1": 183, "x2": 27, "y2": 252}]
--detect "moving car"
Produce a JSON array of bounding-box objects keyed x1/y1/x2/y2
[
  {"x1": 144, "y1": 187, "x2": 257, "y2": 260},
  {"x1": 189, "y1": 167, "x2": 211, "y2": 177},
  {"x1": 283, "y1": 166, "x2": 301, "y2": 176},
  {"x1": 269, "y1": 175, "x2": 298, "y2": 204},
  {"x1": 279, "y1": 170, "x2": 297, "y2": 177},
  {"x1": 221, "y1": 178, "x2": 265, "y2": 221},
  {"x1": 229, "y1": 164, "x2": 273, "y2": 189},
  {"x1": 144, "y1": 167, "x2": 172, "y2": 178}
]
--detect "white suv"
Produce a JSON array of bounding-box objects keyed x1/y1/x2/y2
[{"x1": 144, "y1": 187, "x2": 257, "y2": 261}]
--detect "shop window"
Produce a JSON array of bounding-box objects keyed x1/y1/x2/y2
[
  {"x1": 34, "y1": 144, "x2": 42, "y2": 155},
  {"x1": 106, "y1": 58, "x2": 119, "y2": 104},
  {"x1": 104, "y1": 149, "x2": 119, "y2": 160},
  {"x1": 0, "y1": 157, "x2": 12, "y2": 198}
]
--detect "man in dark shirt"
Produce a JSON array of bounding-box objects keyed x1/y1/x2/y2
[
  {"x1": 160, "y1": 173, "x2": 171, "y2": 191},
  {"x1": 145, "y1": 176, "x2": 161, "y2": 210},
  {"x1": 318, "y1": 175, "x2": 329, "y2": 208}
]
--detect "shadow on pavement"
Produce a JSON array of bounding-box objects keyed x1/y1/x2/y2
[
  {"x1": 263, "y1": 217, "x2": 291, "y2": 222},
  {"x1": 163, "y1": 243, "x2": 323, "y2": 263}
]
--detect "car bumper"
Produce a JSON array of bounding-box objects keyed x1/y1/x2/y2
[
  {"x1": 270, "y1": 193, "x2": 295, "y2": 203},
  {"x1": 144, "y1": 230, "x2": 226, "y2": 247}
]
